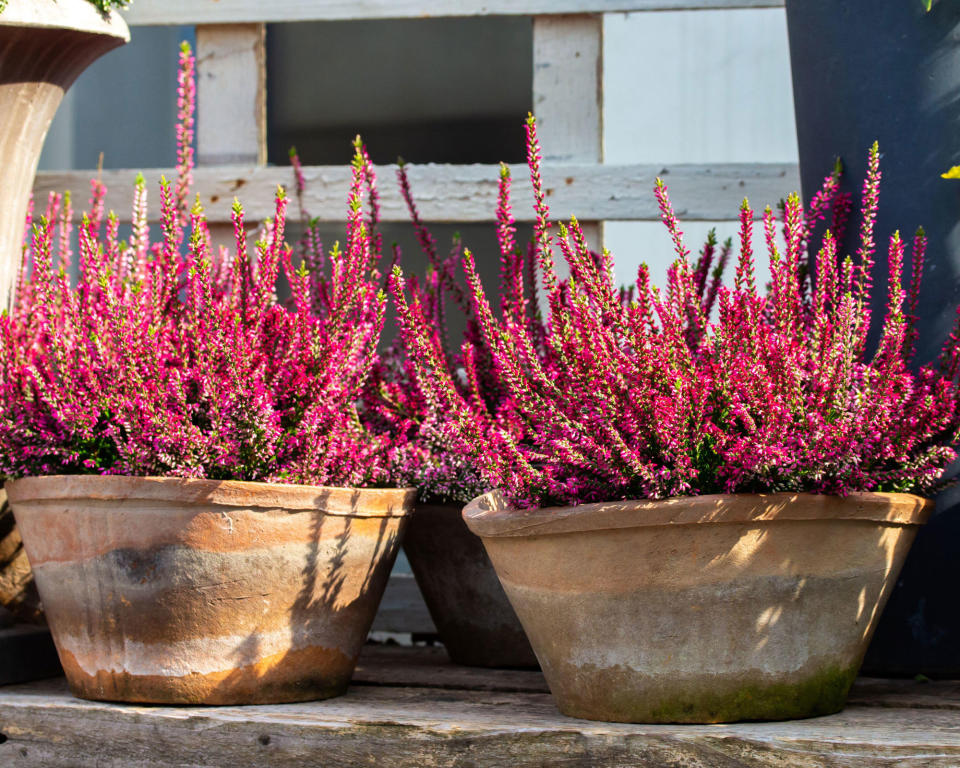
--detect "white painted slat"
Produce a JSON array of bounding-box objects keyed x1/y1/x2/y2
[
  {"x1": 533, "y1": 16, "x2": 603, "y2": 165},
  {"x1": 33, "y1": 162, "x2": 800, "y2": 223},
  {"x1": 122, "y1": 0, "x2": 783, "y2": 26},
  {"x1": 533, "y1": 14, "x2": 604, "y2": 251},
  {"x1": 195, "y1": 25, "x2": 267, "y2": 167}
]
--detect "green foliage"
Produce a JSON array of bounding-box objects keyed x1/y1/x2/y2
[
  {"x1": 0, "y1": 0, "x2": 131, "y2": 13},
  {"x1": 87, "y1": 0, "x2": 131, "y2": 11}
]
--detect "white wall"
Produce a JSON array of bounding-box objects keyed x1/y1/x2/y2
[{"x1": 603, "y1": 8, "x2": 799, "y2": 290}]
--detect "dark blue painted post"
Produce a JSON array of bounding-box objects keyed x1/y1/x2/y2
[{"x1": 786, "y1": 0, "x2": 960, "y2": 676}]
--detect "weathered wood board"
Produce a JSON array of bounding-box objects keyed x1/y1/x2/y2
[
  {"x1": 34, "y1": 162, "x2": 800, "y2": 224},
  {"x1": 195, "y1": 24, "x2": 267, "y2": 167},
  {"x1": 122, "y1": 0, "x2": 784, "y2": 26},
  {"x1": 534, "y1": 14, "x2": 604, "y2": 252},
  {"x1": 0, "y1": 646, "x2": 958, "y2": 767}
]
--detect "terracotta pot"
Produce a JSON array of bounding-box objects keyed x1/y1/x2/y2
[
  {"x1": 402, "y1": 503, "x2": 537, "y2": 668},
  {"x1": 464, "y1": 491, "x2": 931, "y2": 723},
  {"x1": 0, "y1": 0, "x2": 129, "y2": 308},
  {"x1": 6, "y1": 476, "x2": 414, "y2": 705}
]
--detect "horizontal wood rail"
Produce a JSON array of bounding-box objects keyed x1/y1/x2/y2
[
  {"x1": 34, "y1": 162, "x2": 800, "y2": 223},
  {"x1": 122, "y1": 0, "x2": 784, "y2": 26}
]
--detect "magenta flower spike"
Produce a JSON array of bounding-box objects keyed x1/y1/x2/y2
[
  {"x1": 388, "y1": 119, "x2": 960, "y2": 508},
  {"x1": 0, "y1": 43, "x2": 394, "y2": 488}
]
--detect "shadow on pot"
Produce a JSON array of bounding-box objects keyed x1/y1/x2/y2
[
  {"x1": 465, "y1": 490, "x2": 930, "y2": 723},
  {"x1": 7, "y1": 476, "x2": 414, "y2": 705}
]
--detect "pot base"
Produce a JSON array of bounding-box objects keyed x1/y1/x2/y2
[
  {"x1": 58, "y1": 644, "x2": 355, "y2": 706},
  {"x1": 554, "y1": 661, "x2": 858, "y2": 724}
]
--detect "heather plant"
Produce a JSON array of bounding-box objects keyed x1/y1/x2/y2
[
  {"x1": 0, "y1": 43, "x2": 392, "y2": 487},
  {"x1": 288, "y1": 147, "x2": 522, "y2": 504},
  {"x1": 392, "y1": 115, "x2": 960, "y2": 510},
  {"x1": 365, "y1": 161, "x2": 544, "y2": 504}
]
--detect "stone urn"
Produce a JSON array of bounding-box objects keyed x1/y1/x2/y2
[
  {"x1": 464, "y1": 490, "x2": 930, "y2": 723},
  {"x1": 0, "y1": 0, "x2": 129, "y2": 308}
]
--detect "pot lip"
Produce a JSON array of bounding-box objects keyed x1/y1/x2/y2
[
  {"x1": 463, "y1": 490, "x2": 933, "y2": 538},
  {"x1": 0, "y1": 0, "x2": 130, "y2": 42},
  {"x1": 5, "y1": 475, "x2": 416, "y2": 518}
]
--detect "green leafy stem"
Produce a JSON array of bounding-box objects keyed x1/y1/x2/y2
[{"x1": 0, "y1": 0, "x2": 131, "y2": 13}]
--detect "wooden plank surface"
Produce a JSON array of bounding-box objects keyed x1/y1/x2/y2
[
  {"x1": 533, "y1": 14, "x2": 605, "y2": 253},
  {"x1": 122, "y1": 1, "x2": 785, "y2": 26},
  {"x1": 34, "y1": 162, "x2": 800, "y2": 223},
  {"x1": 353, "y1": 645, "x2": 544, "y2": 692},
  {"x1": 0, "y1": 647, "x2": 958, "y2": 767}
]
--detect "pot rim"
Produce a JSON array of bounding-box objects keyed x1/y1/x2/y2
[
  {"x1": 0, "y1": 0, "x2": 130, "y2": 41},
  {"x1": 463, "y1": 490, "x2": 932, "y2": 538},
  {"x1": 5, "y1": 475, "x2": 416, "y2": 518}
]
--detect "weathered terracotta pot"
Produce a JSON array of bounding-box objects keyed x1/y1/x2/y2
[
  {"x1": 464, "y1": 491, "x2": 931, "y2": 723},
  {"x1": 6, "y1": 476, "x2": 414, "y2": 705},
  {"x1": 0, "y1": 0, "x2": 129, "y2": 307},
  {"x1": 402, "y1": 503, "x2": 537, "y2": 668}
]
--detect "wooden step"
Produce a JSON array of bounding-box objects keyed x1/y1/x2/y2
[{"x1": 1, "y1": 645, "x2": 958, "y2": 767}]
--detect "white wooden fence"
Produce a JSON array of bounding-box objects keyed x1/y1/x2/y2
[
  {"x1": 35, "y1": 0, "x2": 793, "y2": 232},
  {"x1": 33, "y1": 0, "x2": 792, "y2": 635}
]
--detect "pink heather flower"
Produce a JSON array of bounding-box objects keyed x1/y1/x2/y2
[
  {"x1": 357, "y1": 156, "x2": 552, "y2": 504},
  {"x1": 175, "y1": 42, "x2": 196, "y2": 224},
  {"x1": 392, "y1": 118, "x2": 960, "y2": 509},
  {"x1": 1, "y1": 43, "x2": 393, "y2": 488}
]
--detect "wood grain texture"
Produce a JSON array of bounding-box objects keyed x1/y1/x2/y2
[
  {"x1": 33, "y1": 162, "x2": 800, "y2": 223},
  {"x1": 0, "y1": 648, "x2": 957, "y2": 767},
  {"x1": 533, "y1": 16, "x2": 603, "y2": 164},
  {"x1": 195, "y1": 25, "x2": 267, "y2": 166},
  {"x1": 0, "y1": 491, "x2": 42, "y2": 624},
  {"x1": 534, "y1": 14, "x2": 604, "y2": 250},
  {"x1": 121, "y1": 0, "x2": 784, "y2": 26}
]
